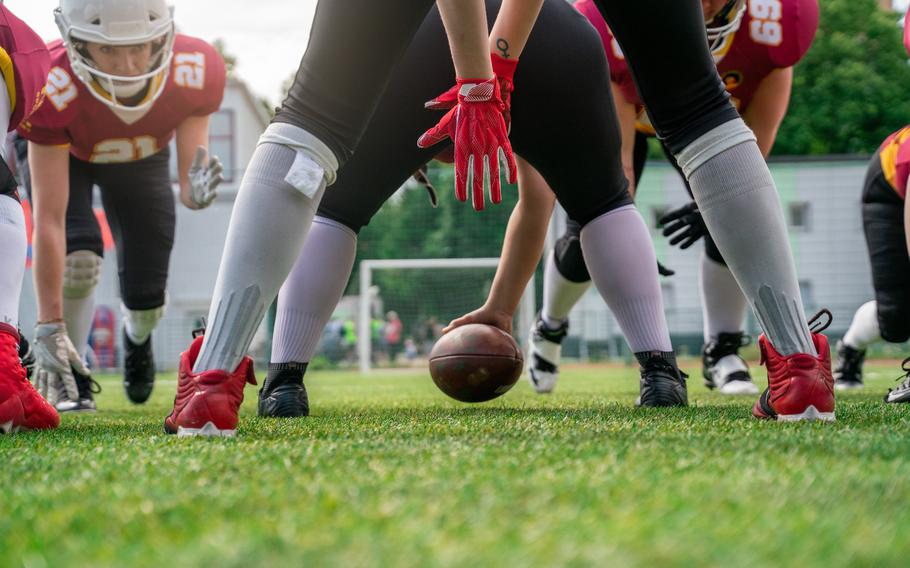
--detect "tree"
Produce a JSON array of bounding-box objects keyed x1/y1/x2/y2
[
  {"x1": 211, "y1": 38, "x2": 237, "y2": 78},
  {"x1": 773, "y1": 0, "x2": 910, "y2": 155}
]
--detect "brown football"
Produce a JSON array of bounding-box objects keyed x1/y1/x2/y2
[{"x1": 428, "y1": 323, "x2": 524, "y2": 403}]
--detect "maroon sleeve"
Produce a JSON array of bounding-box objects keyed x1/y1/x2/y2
[
  {"x1": 767, "y1": 0, "x2": 819, "y2": 68},
  {"x1": 574, "y1": 0, "x2": 640, "y2": 105},
  {"x1": 0, "y1": 6, "x2": 51, "y2": 130},
  {"x1": 194, "y1": 41, "x2": 226, "y2": 117},
  {"x1": 17, "y1": 64, "x2": 76, "y2": 146}
]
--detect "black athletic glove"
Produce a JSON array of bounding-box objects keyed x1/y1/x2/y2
[
  {"x1": 660, "y1": 201, "x2": 706, "y2": 250},
  {"x1": 657, "y1": 260, "x2": 675, "y2": 277}
]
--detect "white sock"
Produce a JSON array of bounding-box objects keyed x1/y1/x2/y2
[
  {"x1": 63, "y1": 294, "x2": 96, "y2": 359},
  {"x1": 541, "y1": 250, "x2": 591, "y2": 327},
  {"x1": 842, "y1": 301, "x2": 881, "y2": 350},
  {"x1": 699, "y1": 253, "x2": 748, "y2": 341},
  {"x1": 194, "y1": 136, "x2": 333, "y2": 373},
  {"x1": 580, "y1": 205, "x2": 673, "y2": 353},
  {"x1": 678, "y1": 121, "x2": 815, "y2": 356},
  {"x1": 62, "y1": 251, "x2": 102, "y2": 358},
  {"x1": 122, "y1": 303, "x2": 164, "y2": 345},
  {"x1": 0, "y1": 195, "x2": 25, "y2": 330},
  {"x1": 271, "y1": 217, "x2": 357, "y2": 364},
  {"x1": 0, "y1": 72, "x2": 19, "y2": 329}
]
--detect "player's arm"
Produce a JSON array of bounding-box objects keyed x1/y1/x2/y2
[
  {"x1": 444, "y1": 158, "x2": 555, "y2": 334},
  {"x1": 489, "y1": 0, "x2": 545, "y2": 60},
  {"x1": 612, "y1": 83, "x2": 639, "y2": 197},
  {"x1": 741, "y1": 66, "x2": 793, "y2": 158},
  {"x1": 29, "y1": 142, "x2": 71, "y2": 322},
  {"x1": 176, "y1": 114, "x2": 223, "y2": 210},
  {"x1": 436, "y1": 0, "x2": 494, "y2": 79}
]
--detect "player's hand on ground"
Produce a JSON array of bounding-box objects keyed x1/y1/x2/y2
[
  {"x1": 418, "y1": 78, "x2": 517, "y2": 211},
  {"x1": 444, "y1": 306, "x2": 513, "y2": 336},
  {"x1": 32, "y1": 322, "x2": 88, "y2": 404},
  {"x1": 186, "y1": 146, "x2": 224, "y2": 210},
  {"x1": 660, "y1": 201, "x2": 706, "y2": 249}
]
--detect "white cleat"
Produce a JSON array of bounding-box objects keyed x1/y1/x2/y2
[
  {"x1": 527, "y1": 315, "x2": 568, "y2": 394},
  {"x1": 177, "y1": 422, "x2": 236, "y2": 438},
  {"x1": 703, "y1": 333, "x2": 758, "y2": 395}
]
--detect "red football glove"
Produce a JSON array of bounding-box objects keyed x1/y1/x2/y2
[
  {"x1": 425, "y1": 54, "x2": 517, "y2": 128},
  {"x1": 418, "y1": 78, "x2": 517, "y2": 211}
]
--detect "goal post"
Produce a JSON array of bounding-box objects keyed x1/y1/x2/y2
[{"x1": 357, "y1": 258, "x2": 536, "y2": 374}]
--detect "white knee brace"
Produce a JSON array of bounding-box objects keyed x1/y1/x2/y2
[{"x1": 62, "y1": 251, "x2": 102, "y2": 299}]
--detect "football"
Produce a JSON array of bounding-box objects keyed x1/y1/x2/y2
[{"x1": 428, "y1": 324, "x2": 524, "y2": 403}]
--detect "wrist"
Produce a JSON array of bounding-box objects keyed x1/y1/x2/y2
[{"x1": 491, "y1": 53, "x2": 518, "y2": 82}]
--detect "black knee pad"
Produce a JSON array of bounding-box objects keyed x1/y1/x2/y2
[
  {"x1": 704, "y1": 233, "x2": 727, "y2": 266},
  {"x1": 554, "y1": 222, "x2": 591, "y2": 284}
]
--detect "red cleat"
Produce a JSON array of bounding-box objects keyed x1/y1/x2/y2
[
  {"x1": 752, "y1": 313, "x2": 835, "y2": 422},
  {"x1": 164, "y1": 335, "x2": 256, "y2": 437},
  {"x1": 0, "y1": 325, "x2": 59, "y2": 433}
]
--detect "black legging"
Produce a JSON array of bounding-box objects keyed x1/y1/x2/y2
[
  {"x1": 272, "y1": 0, "x2": 735, "y2": 173},
  {"x1": 555, "y1": 129, "x2": 728, "y2": 284},
  {"x1": 318, "y1": 0, "x2": 629, "y2": 230}
]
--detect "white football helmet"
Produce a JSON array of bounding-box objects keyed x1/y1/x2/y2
[
  {"x1": 705, "y1": 0, "x2": 746, "y2": 60},
  {"x1": 55, "y1": 0, "x2": 176, "y2": 111}
]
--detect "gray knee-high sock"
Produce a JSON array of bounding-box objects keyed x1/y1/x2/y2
[
  {"x1": 677, "y1": 120, "x2": 815, "y2": 356},
  {"x1": 0, "y1": 195, "x2": 25, "y2": 329},
  {"x1": 541, "y1": 250, "x2": 591, "y2": 326},
  {"x1": 580, "y1": 205, "x2": 672, "y2": 353},
  {"x1": 194, "y1": 135, "x2": 335, "y2": 373},
  {"x1": 271, "y1": 216, "x2": 357, "y2": 364}
]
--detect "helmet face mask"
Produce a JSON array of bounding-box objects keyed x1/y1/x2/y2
[
  {"x1": 55, "y1": 0, "x2": 176, "y2": 112},
  {"x1": 704, "y1": 0, "x2": 746, "y2": 60}
]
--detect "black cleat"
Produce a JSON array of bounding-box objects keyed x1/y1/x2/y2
[
  {"x1": 702, "y1": 332, "x2": 757, "y2": 394},
  {"x1": 636, "y1": 351, "x2": 688, "y2": 407},
  {"x1": 123, "y1": 330, "x2": 156, "y2": 404},
  {"x1": 833, "y1": 340, "x2": 865, "y2": 391},
  {"x1": 17, "y1": 330, "x2": 35, "y2": 381},
  {"x1": 884, "y1": 357, "x2": 910, "y2": 404},
  {"x1": 56, "y1": 366, "x2": 101, "y2": 413},
  {"x1": 258, "y1": 363, "x2": 309, "y2": 418}
]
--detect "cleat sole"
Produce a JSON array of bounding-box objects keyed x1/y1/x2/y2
[
  {"x1": 177, "y1": 422, "x2": 236, "y2": 437},
  {"x1": 776, "y1": 405, "x2": 835, "y2": 422}
]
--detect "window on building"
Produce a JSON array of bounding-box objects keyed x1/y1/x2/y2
[
  {"x1": 788, "y1": 202, "x2": 811, "y2": 230},
  {"x1": 208, "y1": 110, "x2": 235, "y2": 183},
  {"x1": 799, "y1": 280, "x2": 815, "y2": 312},
  {"x1": 168, "y1": 109, "x2": 236, "y2": 184}
]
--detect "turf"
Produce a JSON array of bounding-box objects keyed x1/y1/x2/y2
[{"x1": 2, "y1": 361, "x2": 909, "y2": 567}]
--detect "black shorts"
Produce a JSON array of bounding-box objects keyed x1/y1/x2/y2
[
  {"x1": 22, "y1": 145, "x2": 175, "y2": 310},
  {"x1": 862, "y1": 151, "x2": 910, "y2": 343},
  {"x1": 318, "y1": 0, "x2": 630, "y2": 232},
  {"x1": 275, "y1": 0, "x2": 736, "y2": 171}
]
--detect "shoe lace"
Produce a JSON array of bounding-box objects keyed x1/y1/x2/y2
[
  {"x1": 705, "y1": 332, "x2": 751, "y2": 361},
  {"x1": 125, "y1": 337, "x2": 152, "y2": 371},
  {"x1": 808, "y1": 308, "x2": 832, "y2": 334},
  {"x1": 891, "y1": 357, "x2": 910, "y2": 391},
  {"x1": 535, "y1": 316, "x2": 568, "y2": 343},
  {"x1": 75, "y1": 371, "x2": 102, "y2": 398}
]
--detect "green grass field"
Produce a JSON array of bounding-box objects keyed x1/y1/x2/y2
[{"x1": 2, "y1": 360, "x2": 909, "y2": 567}]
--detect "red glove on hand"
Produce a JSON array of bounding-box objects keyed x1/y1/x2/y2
[
  {"x1": 418, "y1": 78, "x2": 517, "y2": 211},
  {"x1": 425, "y1": 54, "x2": 518, "y2": 128}
]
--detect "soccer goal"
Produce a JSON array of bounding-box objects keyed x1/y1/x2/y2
[{"x1": 357, "y1": 257, "x2": 535, "y2": 373}]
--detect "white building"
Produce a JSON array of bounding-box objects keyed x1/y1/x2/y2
[{"x1": 19, "y1": 77, "x2": 270, "y2": 371}]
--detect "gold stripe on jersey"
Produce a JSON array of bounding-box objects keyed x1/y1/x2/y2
[
  {"x1": 880, "y1": 125, "x2": 910, "y2": 191},
  {"x1": 0, "y1": 47, "x2": 17, "y2": 118}
]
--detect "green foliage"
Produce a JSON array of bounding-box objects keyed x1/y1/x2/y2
[
  {"x1": 3, "y1": 366, "x2": 910, "y2": 566},
  {"x1": 774, "y1": 0, "x2": 910, "y2": 155},
  {"x1": 211, "y1": 38, "x2": 237, "y2": 78},
  {"x1": 348, "y1": 164, "x2": 521, "y2": 331}
]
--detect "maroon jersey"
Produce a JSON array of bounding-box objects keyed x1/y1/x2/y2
[
  {"x1": 0, "y1": 6, "x2": 50, "y2": 131},
  {"x1": 576, "y1": 0, "x2": 818, "y2": 115},
  {"x1": 19, "y1": 34, "x2": 226, "y2": 163},
  {"x1": 879, "y1": 125, "x2": 910, "y2": 201}
]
